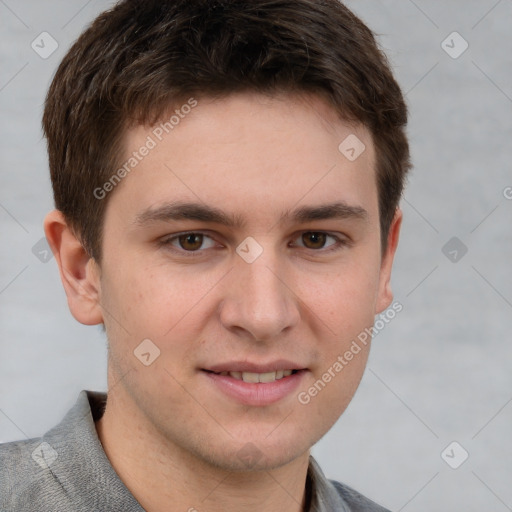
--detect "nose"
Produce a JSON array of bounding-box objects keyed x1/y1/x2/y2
[{"x1": 218, "y1": 250, "x2": 300, "y2": 342}]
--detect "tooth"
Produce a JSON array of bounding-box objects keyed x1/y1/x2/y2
[
  {"x1": 229, "y1": 370, "x2": 295, "y2": 383},
  {"x1": 220, "y1": 371, "x2": 229, "y2": 376},
  {"x1": 259, "y1": 371, "x2": 277, "y2": 383},
  {"x1": 242, "y1": 372, "x2": 260, "y2": 383}
]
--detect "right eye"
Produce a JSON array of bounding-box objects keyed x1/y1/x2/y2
[{"x1": 159, "y1": 232, "x2": 219, "y2": 255}]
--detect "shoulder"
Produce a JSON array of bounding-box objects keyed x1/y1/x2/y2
[
  {"x1": 308, "y1": 455, "x2": 391, "y2": 512},
  {"x1": 0, "y1": 436, "x2": 57, "y2": 510},
  {"x1": 0, "y1": 436, "x2": 40, "y2": 487},
  {"x1": 329, "y1": 479, "x2": 392, "y2": 512},
  {"x1": 0, "y1": 390, "x2": 103, "y2": 511}
]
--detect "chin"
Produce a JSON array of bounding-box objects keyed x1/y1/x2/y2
[
  {"x1": 204, "y1": 446, "x2": 305, "y2": 473},
  {"x1": 191, "y1": 428, "x2": 316, "y2": 473}
]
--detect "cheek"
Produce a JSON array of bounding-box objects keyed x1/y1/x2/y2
[
  {"x1": 295, "y1": 257, "x2": 380, "y2": 336},
  {"x1": 296, "y1": 335, "x2": 370, "y2": 442},
  {"x1": 293, "y1": 254, "x2": 378, "y2": 412},
  {"x1": 100, "y1": 260, "x2": 195, "y2": 332},
  {"x1": 99, "y1": 261, "x2": 223, "y2": 378},
  {"x1": 98, "y1": 265, "x2": 205, "y2": 395}
]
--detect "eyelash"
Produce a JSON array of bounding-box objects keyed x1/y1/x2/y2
[{"x1": 158, "y1": 231, "x2": 350, "y2": 257}]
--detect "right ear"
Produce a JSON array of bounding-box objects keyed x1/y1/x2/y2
[{"x1": 43, "y1": 210, "x2": 104, "y2": 325}]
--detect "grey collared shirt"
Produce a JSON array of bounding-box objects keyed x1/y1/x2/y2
[{"x1": 0, "y1": 390, "x2": 390, "y2": 511}]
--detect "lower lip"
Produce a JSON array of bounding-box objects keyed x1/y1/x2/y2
[{"x1": 202, "y1": 370, "x2": 307, "y2": 406}]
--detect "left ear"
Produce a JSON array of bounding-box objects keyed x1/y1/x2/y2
[{"x1": 375, "y1": 208, "x2": 402, "y2": 314}]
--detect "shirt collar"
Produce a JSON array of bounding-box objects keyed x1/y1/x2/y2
[
  {"x1": 42, "y1": 390, "x2": 143, "y2": 510},
  {"x1": 306, "y1": 454, "x2": 351, "y2": 512}
]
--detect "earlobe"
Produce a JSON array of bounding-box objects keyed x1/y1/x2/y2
[
  {"x1": 375, "y1": 208, "x2": 403, "y2": 314},
  {"x1": 43, "y1": 210, "x2": 104, "y2": 325}
]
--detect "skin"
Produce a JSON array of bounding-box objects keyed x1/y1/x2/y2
[{"x1": 44, "y1": 91, "x2": 402, "y2": 512}]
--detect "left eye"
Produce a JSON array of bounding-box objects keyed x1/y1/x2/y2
[
  {"x1": 293, "y1": 232, "x2": 339, "y2": 250},
  {"x1": 164, "y1": 233, "x2": 217, "y2": 252}
]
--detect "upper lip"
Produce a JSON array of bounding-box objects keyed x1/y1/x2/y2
[{"x1": 203, "y1": 359, "x2": 306, "y2": 373}]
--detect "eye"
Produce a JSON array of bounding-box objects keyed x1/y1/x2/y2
[
  {"x1": 293, "y1": 232, "x2": 345, "y2": 251},
  {"x1": 161, "y1": 232, "x2": 217, "y2": 252}
]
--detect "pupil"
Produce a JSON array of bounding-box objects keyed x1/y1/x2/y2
[
  {"x1": 304, "y1": 232, "x2": 325, "y2": 249},
  {"x1": 180, "y1": 234, "x2": 203, "y2": 250}
]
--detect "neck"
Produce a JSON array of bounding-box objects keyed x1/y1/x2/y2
[{"x1": 95, "y1": 385, "x2": 310, "y2": 512}]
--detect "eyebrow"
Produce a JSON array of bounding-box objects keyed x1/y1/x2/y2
[{"x1": 134, "y1": 200, "x2": 368, "y2": 229}]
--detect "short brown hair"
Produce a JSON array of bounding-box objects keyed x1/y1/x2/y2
[{"x1": 43, "y1": 0, "x2": 412, "y2": 261}]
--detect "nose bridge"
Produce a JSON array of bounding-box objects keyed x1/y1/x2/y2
[{"x1": 220, "y1": 243, "x2": 299, "y2": 339}]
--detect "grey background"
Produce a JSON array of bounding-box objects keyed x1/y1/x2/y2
[{"x1": 1, "y1": 1, "x2": 511, "y2": 510}]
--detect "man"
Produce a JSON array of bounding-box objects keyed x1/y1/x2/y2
[{"x1": 0, "y1": 0, "x2": 411, "y2": 510}]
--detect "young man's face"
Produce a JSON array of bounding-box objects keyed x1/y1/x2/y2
[{"x1": 72, "y1": 92, "x2": 400, "y2": 470}]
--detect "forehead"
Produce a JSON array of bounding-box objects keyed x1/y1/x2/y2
[{"x1": 109, "y1": 92, "x2": 377, "y2": 226}]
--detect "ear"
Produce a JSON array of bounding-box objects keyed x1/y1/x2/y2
[
  {"x1": 375, "y1": 208, "x2": 402, "y2": 314},
  {"x1": 43, "y1": 210, "x2": 104, "y2": 325}
]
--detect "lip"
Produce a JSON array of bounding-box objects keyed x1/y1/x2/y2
[
  {"x1": 202, "y1": 369, "x2": 308, "y2": 406},
  {"x1": 204, "y1": 359, "x2": 306, "y2": 374}
]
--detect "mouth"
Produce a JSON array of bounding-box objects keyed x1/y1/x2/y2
[
  {"x1": 201, "y1": 364, "x2": 307, "y2": 406},
  {"x1": 202, "y1": 369, "x2": 300, "y2": 383}
]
